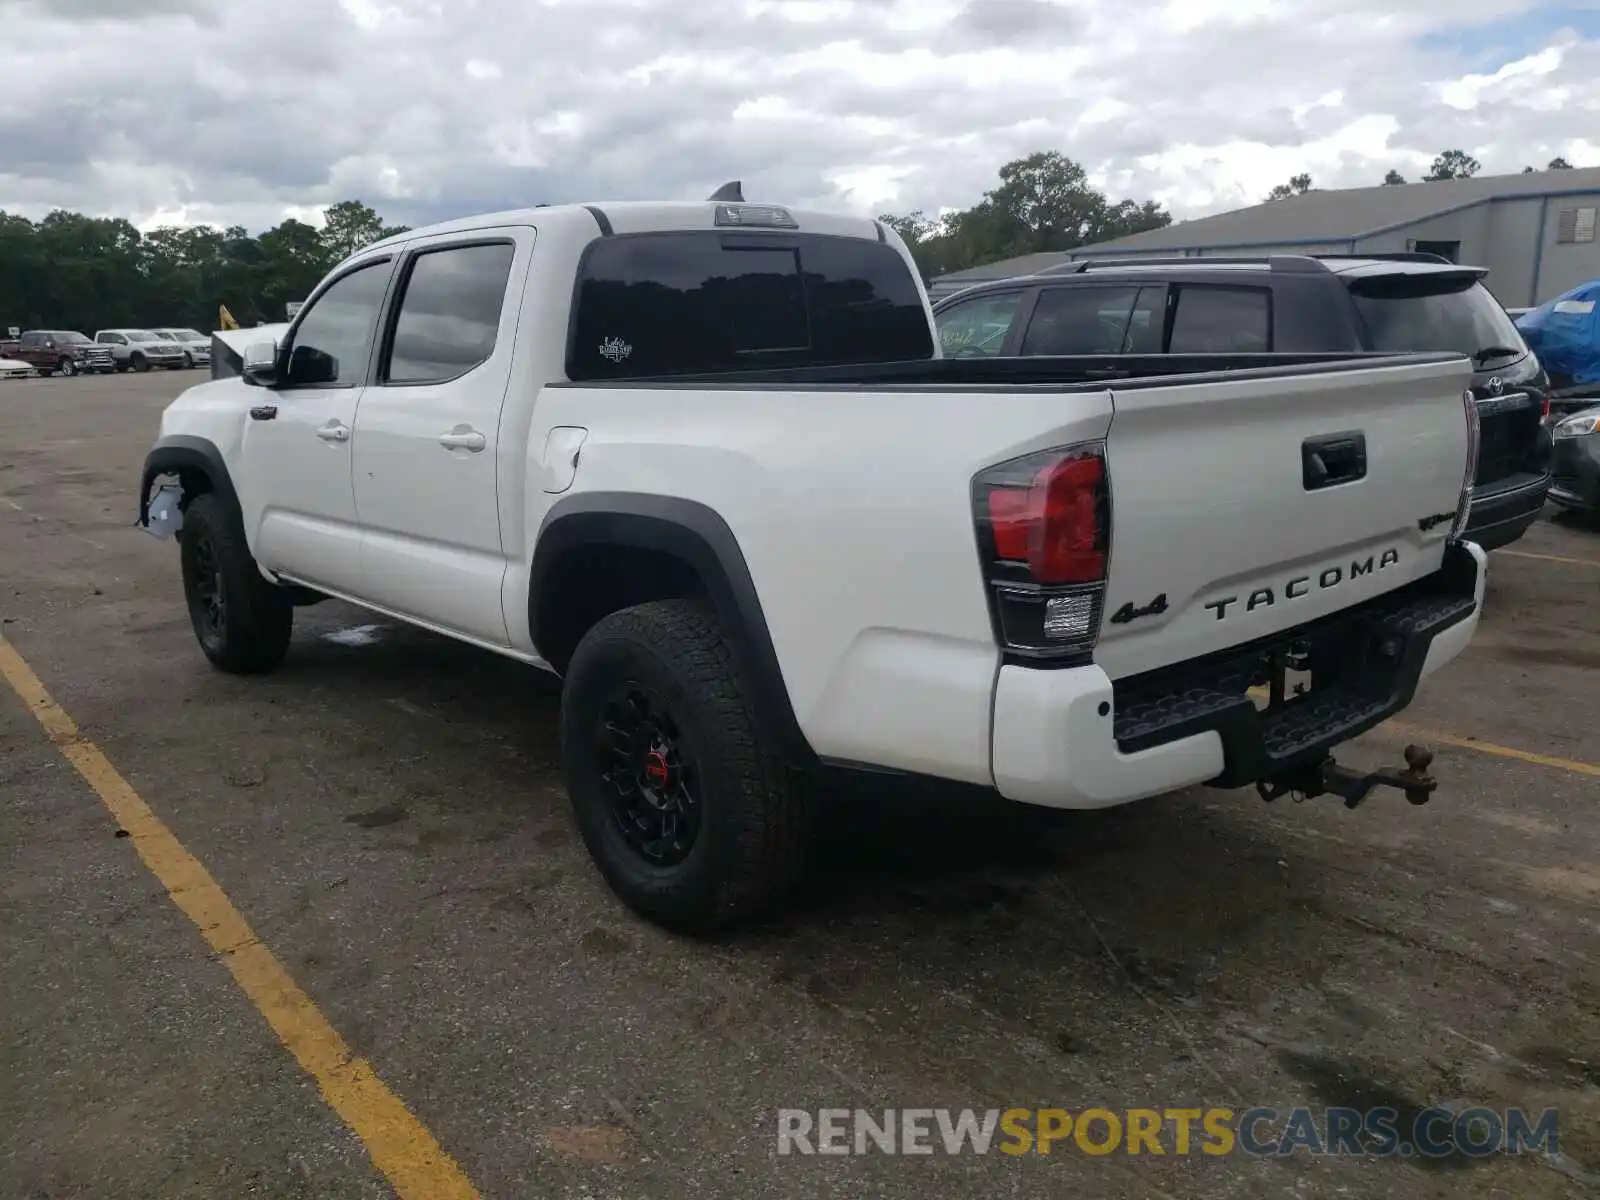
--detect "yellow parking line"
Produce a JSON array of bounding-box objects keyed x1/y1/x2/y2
[
  {"x1": 1497, "y1": 548, "x2": 1600, "y2": 569},
  {"x1": 1379, "y1": 720, "x2": 1599, "y2": 778},
  {"x1": 0, "y1": 636, "x2": 481, "y2": 1200}
]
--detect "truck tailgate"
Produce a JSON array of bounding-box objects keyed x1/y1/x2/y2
[{"x1": 1094, "y1": 356, "x2": 1472, "y2": 680}]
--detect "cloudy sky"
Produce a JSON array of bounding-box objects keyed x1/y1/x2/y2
[{"x1": 1, "y1": 0, "x2": 1597, "y2": 235}]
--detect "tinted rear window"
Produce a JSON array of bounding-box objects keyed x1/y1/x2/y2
[
  {"x1": 1168, "y1": 286, "x2": 1271, "y2": 352},
  {"x1": 1349, "y1": 278, "x2": 1527, "y2": 361},
  {"x1": 567, "y1": 231, "x2": 933, "y2": 379}
]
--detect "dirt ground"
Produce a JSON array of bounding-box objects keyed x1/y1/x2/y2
[{"x1": 1, "y1": 369, "x2": 1597, "y2": 1200}]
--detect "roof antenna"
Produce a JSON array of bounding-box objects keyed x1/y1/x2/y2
[{"x1": 707, "y1": 180, "x2": 744, "y2": 202}]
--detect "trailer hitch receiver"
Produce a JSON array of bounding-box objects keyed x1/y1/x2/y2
[{"x1": 1256, "y1": 744, "x2": 1436, "y2": 810}]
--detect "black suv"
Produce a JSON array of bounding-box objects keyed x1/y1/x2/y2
[{"x1": 932, "y1": 253, "x2": 1553, "y2": 551}]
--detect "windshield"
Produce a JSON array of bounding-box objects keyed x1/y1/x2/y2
[
  {"x1": 170, "y1": 329, "x2": 203, "y2": 340},
  {"x1": 1349, "y1": 279, "x2": 1528, "y2": 364},
  {"x1": 125, "y1": 331, "x2": 158, "y2": 342},
  {"x1": 54, "y1": 331, "x2": 90, "y2": 344}
]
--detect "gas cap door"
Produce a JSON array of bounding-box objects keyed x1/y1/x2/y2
[{"x1": 541, "y1": 426, "x2": 588, "y2": 494}]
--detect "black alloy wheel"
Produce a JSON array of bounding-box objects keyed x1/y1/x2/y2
[
  {"x1": 595, "y1": 684, "x2": 702, "y2": 866},
  {"x1": 186, "y1": 527, "x2": 227, "y2": 648}
]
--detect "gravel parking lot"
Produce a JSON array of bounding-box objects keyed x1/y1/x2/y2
[{"x1": 2, "y1": 369, "x2": 1598, "y2": 1200}]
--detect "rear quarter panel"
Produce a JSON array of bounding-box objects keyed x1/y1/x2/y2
[{"x1": 520, "y1": 383, "x2": 1116, "y2": 780}]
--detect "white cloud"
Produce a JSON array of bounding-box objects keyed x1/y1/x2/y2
[{"x1": 0, "y1": 0, "x2": 1595, "y2": 235}]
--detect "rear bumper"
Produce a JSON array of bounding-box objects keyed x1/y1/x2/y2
[
  {"x1": 1463, "y1": 471, "x2": 1551, "y2": 550},
  {"x1": 991, "y1": 540, "x2": 1486, "y2": 809}
]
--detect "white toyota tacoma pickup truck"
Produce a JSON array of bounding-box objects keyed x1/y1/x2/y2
[{"x1": 138, "y1": 189, "x2": 1487, "y2": 930}]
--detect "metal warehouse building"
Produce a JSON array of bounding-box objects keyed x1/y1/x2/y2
[{"x1": 929, "y1": 165, "x2": 1600, "y2": 308}]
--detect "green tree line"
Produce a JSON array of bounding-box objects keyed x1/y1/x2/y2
[
  {"x1": 0, "y1": 200, "x2": 409, "y2": 336},
  {"x1": 879, "y1": 150, "x2": 1173, "y2": 281}
]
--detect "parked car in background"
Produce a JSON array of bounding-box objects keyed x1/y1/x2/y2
[
  {"x1": 1513, "y1": 281, "x2": 1600, "y2": 418},
  {"x1": 149, "y1": 327, "x2": 212, "y2": 369},
  {"x1": 932, "y1": 253, "x2": 1554, "y2": 551},
  {"x1": 1549, "y1": 405, "x2": 1600, "y2": 519},
  {"x1": 0, "y1": 353, "x2": 35, "y2": 379},
  {"x1": 9, "y1": 329, "x2": 117, "y2": 376},
  {"x1": 94, "y1": 329, "x2": 189, "y2": 372}
]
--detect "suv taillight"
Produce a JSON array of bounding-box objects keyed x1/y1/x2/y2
[
  {"x1": 1450, "y1": 388, "x2": 1480, "y2": 540},
  {"x1": 972, "y1": 442, "x2": 1110, "y2": 661}
]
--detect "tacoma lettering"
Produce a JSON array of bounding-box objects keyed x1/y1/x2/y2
[{"x1": 1205, "y1": 549, "x2": 1401, "y2": 621}]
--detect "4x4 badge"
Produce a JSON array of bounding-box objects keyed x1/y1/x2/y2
[{"x1": 1108, "y1": 593, "x2": 1169, "y2": 625}]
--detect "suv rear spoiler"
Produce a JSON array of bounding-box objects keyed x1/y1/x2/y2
[{"x1": 1343, "y1": 267, "x2": 1490, "y2": 297}]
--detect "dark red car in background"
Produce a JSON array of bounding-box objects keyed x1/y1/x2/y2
[{"x1": 7, "y1": 330, "x2": 117, "y2": 375}]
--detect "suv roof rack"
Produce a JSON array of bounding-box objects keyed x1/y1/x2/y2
[
  {"x1": 1035, "y1": 254, "x2": 1333, "y2": 276},
  {"x1": 1311, "y1": 251, "x2": 1453, "y2": 265}
]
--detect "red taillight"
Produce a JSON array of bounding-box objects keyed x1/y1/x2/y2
[
  {"x1": 1033, "y1": 455, "x2": 1106, "y2": 583},
  {"x1": 973, "y1": 443, "x2": 1111, "y2": 661},
  {"x1": 982, "y1": 453, "x2": 1107, "y2": 584},
  {"x1": 986, "y1": 487, "x2": 1032, "y2": 561}
]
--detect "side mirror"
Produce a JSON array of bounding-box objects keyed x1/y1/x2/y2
[{"x1": 240, "y1": 340, "x2": 279, "y2": 388}]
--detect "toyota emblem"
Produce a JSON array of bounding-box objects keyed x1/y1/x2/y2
[{"x1": 1485, "y1": 375, "x2": 1505, "y2": 395}]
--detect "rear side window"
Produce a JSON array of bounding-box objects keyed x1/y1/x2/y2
[
  {"x1": 383, "y1": 241, "x2": 516, "y2": 385},
  {"x1": 1020, "y1": 285, "x2": 1165, "y2": 355},
  {"x1": 1348, "y1": 278, "x2": 1528, "y2": 362},
  {"x1": 936, "y1": 290, "x2": 1026, "y2": 357},
  {"x1": 567, "y1": 232, "x2": 933, "y2": 379},
  {"x1": 1168, "y1": 286, "x2": 1271, "y2": 352}
]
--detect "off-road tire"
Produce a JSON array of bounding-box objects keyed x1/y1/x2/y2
[
  {"x1": 179, "y1": 492, "x2": 293, "y2": 674},
  {"x1": 561, "y1": 599, "x2": 812, "y2": 932}
]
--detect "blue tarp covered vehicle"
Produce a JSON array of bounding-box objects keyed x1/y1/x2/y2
[{"x1": 1514, "y1": 280, "x2": 1600, "y2": 393}]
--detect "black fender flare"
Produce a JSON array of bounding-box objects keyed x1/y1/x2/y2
[
  {"x1": 138, "y1": 435, "x2": 240, "y2": 526},
  {"x1": 530, "y1": 492, "x2": 814, "y2": 763}
]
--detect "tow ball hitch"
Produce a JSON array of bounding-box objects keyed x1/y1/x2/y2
[{"x1": 1256, "y1": 744, "x2": 1437, "y2": 809}]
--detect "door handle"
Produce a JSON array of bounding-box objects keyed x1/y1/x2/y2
[
  {"x1": 315, "y1": 421, "x2": 350, "y2": 443},
  {"x1": 1302, "y1": 431, "x2": 1366, "y2": 491},
  {"x1": 438, "y1": 426, "x2": 487, "y2": 453}
]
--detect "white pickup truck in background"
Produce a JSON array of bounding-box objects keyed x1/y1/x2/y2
[{"x1": 138, "y1": 189, "x2": 1487, "y2": 930}]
